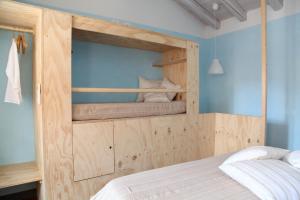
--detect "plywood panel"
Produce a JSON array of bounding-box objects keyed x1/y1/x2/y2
[
  {"x1": 0, "y1": 162, "x2": 41, "y2": 189},
  {"x1": 73, "y1": 29, "x2": 176, "y2": 52},
  {"x1": 198, "y1": 113, "x2": 216, "y2": 158},
  {"x1": 186, "y1": 42, "x2": 199, "y2": 115},
  {"x1": 214, "y1": 113, "x2": 263, "y2": 155},
  {"x1": 162, "y1": 48, "x2": 187, "y2": 101},
  {"x1": 42, "y1": 10, "x2": 73, "y2": 200},
  {"x1": 114, "y1": 118, "x2": 154, "y2": 174},
  {"x1": 0, "y1": 1, "x2": 40, "y2": 28},
  {"x1": 114, "y1": 115, "x2": 200, "y2": 174},
  {"x1": 74, "y1": 180, "x2": 90, "y2": 200},
  {"x1": 73, "y1": 122, "x2": 114, "y2": 181},
  {"x1": 72, "y1": 16, "x2": 186, "y2": 50}
]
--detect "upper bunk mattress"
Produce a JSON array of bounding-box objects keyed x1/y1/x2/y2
[
  {"x1": 91, "y1": 154, "x2": 259, "y2": 200},
  {"x1": 72, "y1": 101, "x2": 186, "y2": 121}
]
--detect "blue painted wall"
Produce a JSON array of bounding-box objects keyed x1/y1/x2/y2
[
  {"x1": 0, "y1": 30, "x2": 35, "y2": 165},
  {"x1": 203, "y1": 26, "x2": 262, "y2": 116},
  {"x1": 203, "y1": 13, "x2": 300, "y2": 150},
  {"x1": 72, "y1": 41, "x2": 162, "y2": 103}
]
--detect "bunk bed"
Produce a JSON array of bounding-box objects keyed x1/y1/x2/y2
[{"x1": 0, "y1": 1, "x2": 267, "y2": 200}]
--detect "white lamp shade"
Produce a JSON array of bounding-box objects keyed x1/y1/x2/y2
[{"x1": 208, "y1": 59, "x2": 224, "y2": 75}]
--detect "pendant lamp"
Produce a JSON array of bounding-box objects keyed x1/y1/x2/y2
[{"x1": 208, "y1": 3, "x2": 224, "y2": 75}]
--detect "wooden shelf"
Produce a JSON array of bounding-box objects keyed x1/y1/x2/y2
[
  {"x1": 153, "y1": 58, "x2": 187, "y2": 67},
  {"x1": 72, "y1": 88, "x2": 186, "y2": 93},
  {"x1": 0, "y1": 162, "x2": 41, "y2": 189}
]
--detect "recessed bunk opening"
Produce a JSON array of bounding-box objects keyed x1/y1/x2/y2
[{"x1": 71, "y1": 27, "x2": 188, "y2": 121}]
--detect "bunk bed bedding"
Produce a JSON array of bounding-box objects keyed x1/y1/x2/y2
[
  {"x1": 91, "y1": 154, "x2": 259, "y2": 200},
  {"x1": 72, "y1": 101, "x2": 186, "y2": 121}
]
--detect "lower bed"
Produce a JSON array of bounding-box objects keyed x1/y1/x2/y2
[
  {"x1": 73, "y1": 101, "x2": 186, "y2": 121},
  {"x1": 91, "y1": 154, "x2": 258, "y2": 200}
]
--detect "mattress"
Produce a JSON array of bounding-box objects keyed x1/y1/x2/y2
[
  {"x1": 91, "y1": 154, "x2": 259, "y2": 200},
  {"x1": 72, "y1": 101, "x2": 186, "y2": 121}
]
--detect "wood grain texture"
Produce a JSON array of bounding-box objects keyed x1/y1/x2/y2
[
  {"x1": 198, "y1": 113, "x2": 216, "y2": 158},
  {"x1": 186, "y1": 42, "x2": 199, "y2": 115},
  {"x1": 72, "y1": 88, "x2": 186, "y2": 93},
  {"x1": 0, "y1": 24, "x2": 33, "y2": 33},
  {"x1": 72, "y1": 16, "x2": 186, "y2": 50},
  {"x1": 214, "y1": 113, "x2": 263, "y2": 155},
  {"x1": 73, "y1": 122, "x2": 114, "y2": 181},
  {"x1": 162, "y1": 48, "x2": 187, "y2": 101},
  {"x1": 153, "y1": 58, "x2": 187, "y2": 67},
  {"x1": 73, "y1": 29, "x2": 177, "y2": 53},
  {"x1": 42, "y1": 9, "x2": 73, "y2": 200},
  {"x1": 114, "y1": 115, "x2": 198, "y2": 174},
  {"x1": 198, "y1": 113, "x2": 264, "y2": 157},
  {"x1": 0, "y1": 162, "x2": 41, "y2": 189},
  {"x1": 31, "y1": 7, "x2": 45, "y2": 200},
  {"x1": 0, "y1": 1, "x2": 40, "y2": 28},
  {"x1": 261, "y1": 0, "x2": 267, "y2": 144}
]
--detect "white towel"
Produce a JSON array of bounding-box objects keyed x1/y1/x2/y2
[{"x1": 4, "y1": 39, "x2": 22, "y2": 104}]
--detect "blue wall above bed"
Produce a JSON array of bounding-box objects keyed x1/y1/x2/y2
[
  {"x1": 203, "y1": 13, "x2": 300, "y2": 150},
  {"x1": 72, "y1": 41, "x2": 162, "y2": 103}
]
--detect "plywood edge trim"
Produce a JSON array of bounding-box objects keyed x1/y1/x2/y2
[
  {"x1": 72, "y1": 15, "x2": 187, "y2": 49},
  {"x1": 0, "y1": 161, "x2": 41, "y2": 189}
]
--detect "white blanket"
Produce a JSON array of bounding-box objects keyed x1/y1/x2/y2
[
  {"x1": 220, "y1": 159, "x2": 300, "y2": 200},
  {"x1": 91, "y1": 155, "x2": 258, "y2": 200}
]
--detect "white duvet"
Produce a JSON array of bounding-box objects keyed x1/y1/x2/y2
[
  {"x1": 91, "y1": 155, "x2": 258, "y2": 200},
  {"x1": 91, "y1": 151, "x2": 300, "y2": 200},
  {"x1": 220, "y1": 159, "x2": 300, "y2": 200}
]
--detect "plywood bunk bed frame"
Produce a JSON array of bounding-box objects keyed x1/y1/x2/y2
[{"x1": 0, "y1": 0, "x2": 267, "y2": 199}]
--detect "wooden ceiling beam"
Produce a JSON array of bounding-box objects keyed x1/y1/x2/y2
[
  {"x1": 219, "y1": 0, "x2": 247, "y2": 21},
  {"x1": 268, "y1": 0, "x2": 283, "y2": 11},
  {"x1": 176, "y1": 0, "x2": 220, "y2": 29}
]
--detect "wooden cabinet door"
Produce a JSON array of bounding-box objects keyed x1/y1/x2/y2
[{"x1": 73, "y1": 121, "x2": 114, "y2": 181}]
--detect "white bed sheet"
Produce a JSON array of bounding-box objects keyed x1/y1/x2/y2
[{"x1": 91, "y1": 154, "x2": 259, "y2": 200}]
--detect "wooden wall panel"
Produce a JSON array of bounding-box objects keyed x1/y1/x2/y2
[
  {"x1": 73, "y1": 122, "x2": 114, "y2": 181},
  {"x1": 162, "y1": 48, "x2": 187, "y2": 101},
  {"x1": 114, "y1": 115, "x2": 199, "y2": 175},
  {"x1": 72, "y1": 15, "x2": 187, "y2": 49},
  {"x1": 73, "y1": 115, "x2": 201, "y2": 198},
  {"x1": 0, "y1": 1, "x2": 40, "y2": 28},
  {"x1": 114, "y1": 118, "x2": 154, "y2": 174},
  {"x1": 214, "y1": 113, "x2": 263, "y2": 155},
  {"x1": 186, "y1": 42, "x2": 199, "y2": 115},
  {"x1": 42, "y1": 10, "x2": 73, "y2": 200},
  {"x1": 198, "y1": 113, "x2": 216, "y2": 158}
]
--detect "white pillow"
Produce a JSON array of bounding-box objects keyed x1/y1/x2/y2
[
  {"x1": 160, "y1": 78, "x2": 181, "y2": 101},
  {"x1": 283, "y1": 151, "x2": 300, "y2": 169},
  {"x1": 222, "y1": 146, "x2": 289, "y2": 165},
  {"x1": 144, "y1": 92, "x2": 170, "y2": 103},
  {"x1": 219, "y1": 159, "x2": 300, "y2": 200},
  {"x1": 136, "y1": 76, "x2": 162, "y2": 102}
]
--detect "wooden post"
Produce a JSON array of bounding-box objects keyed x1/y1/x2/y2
[
  {"x1": 186, "y1": 41, "x2": 199, "y2": 115},
  {"x1": 261, "y1": 0, "x2": 267, "y2": 144},
  {"x1": 42, "y1": 10, "x2": 74, "y2": 199}
]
